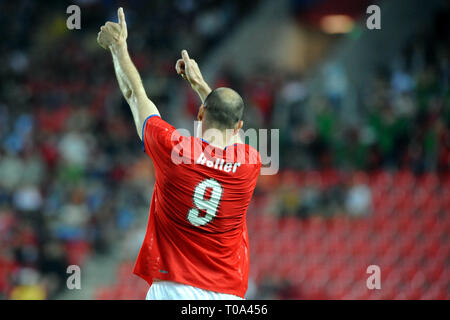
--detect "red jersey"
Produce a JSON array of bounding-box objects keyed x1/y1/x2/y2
[{"x1": 133, "y1": 115, "x2": 261, "y2": 298}]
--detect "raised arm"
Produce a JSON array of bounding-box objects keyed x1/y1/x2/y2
[
  {"x1": 175, "y1": 50, "x2": 212, "y2": 103},
  {"x1": 97, "y1": 8, "x2": 159, "y2": 140}
]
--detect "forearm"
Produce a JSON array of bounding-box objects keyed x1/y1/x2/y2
[
  {"x1": 192, "y1": 80, "x2": 212, "y2": 104},
  {"x1": 111, "y1": 52, "x2": 132, "y2": 100},
  {"x1": 110, "y1": 43, "x2": 159, "y2": 139}
]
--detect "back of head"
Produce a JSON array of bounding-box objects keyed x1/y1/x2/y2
[{"x1": 203, "y1": 87, "x2": 244, "y2": 130}]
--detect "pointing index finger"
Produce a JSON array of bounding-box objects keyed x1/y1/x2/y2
[{"x1": 181, "y1": 50, "x2": 190, "y2": 64}]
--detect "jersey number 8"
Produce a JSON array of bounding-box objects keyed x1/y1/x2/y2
[{"x1": 187, "y1": 178, "x2": 223, "y2": 226}]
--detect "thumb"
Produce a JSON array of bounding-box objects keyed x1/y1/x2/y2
[{"x1": 118, "y1": 7, "x2": 127, "y2": 29}]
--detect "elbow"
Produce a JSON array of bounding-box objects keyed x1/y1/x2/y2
[{"x1": 124, "y1": 88, "x2": 132, "y2": 100}]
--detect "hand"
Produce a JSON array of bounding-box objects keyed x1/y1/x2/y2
[
  {"x1": 175, "y1": 50, "x2": 205, "y2": 89},
  {"x1": 97, "y1": 7, "x2": 128, "y2": 50}
]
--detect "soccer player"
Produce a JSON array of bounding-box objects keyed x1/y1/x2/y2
[{"x1": 97, "y1": 8, "x2": 261, "y2": 300}]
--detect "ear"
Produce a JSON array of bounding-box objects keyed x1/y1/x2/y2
[
  {"x1": 197, "y1": 105, "x2": 205, "y2": 121},
  {"x1": 233, "y1": 120, "x2": 243, "y2": 135}
]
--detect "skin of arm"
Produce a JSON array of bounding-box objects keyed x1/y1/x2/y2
[
  {"x1": 110, "y1": 43, "x2": 159, "y2": 140},
  {"x1": 97, "y1": 8, "x2": 159, "y2": 141},
  {"x1": 192, "y1": 79, "x2": 212, "y2": 104}
]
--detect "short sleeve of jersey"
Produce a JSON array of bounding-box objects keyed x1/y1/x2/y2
[{"x1": 142, "y1": 115, "x2": 181, "y2": 171}]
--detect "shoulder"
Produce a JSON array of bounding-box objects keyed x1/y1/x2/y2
[
  {"x1": 226, "y1": 143, "x2": 261, "y2": 167},
  {"x1": 144, "y1": 114, "x2": 172, "y2": 130},
  {"x1": 143, "y1": 115, "x2": 181, "y2": 141}
]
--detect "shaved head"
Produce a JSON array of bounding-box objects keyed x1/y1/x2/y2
[{"x1": 203, "y1": 87, "x2": 244, "y2": 129}]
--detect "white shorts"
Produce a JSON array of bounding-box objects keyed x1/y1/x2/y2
[{"x1": 145, "y1": 281, "x2": 244, "y2": 300}]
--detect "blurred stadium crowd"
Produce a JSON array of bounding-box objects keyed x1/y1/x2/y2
[{"x1": 0, "y1": 0, "x2": 448, "y2": 299}]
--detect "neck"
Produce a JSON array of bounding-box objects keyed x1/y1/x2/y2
[{"x1": 201, "y1": 127, "x2": 242, "y2": 149}]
